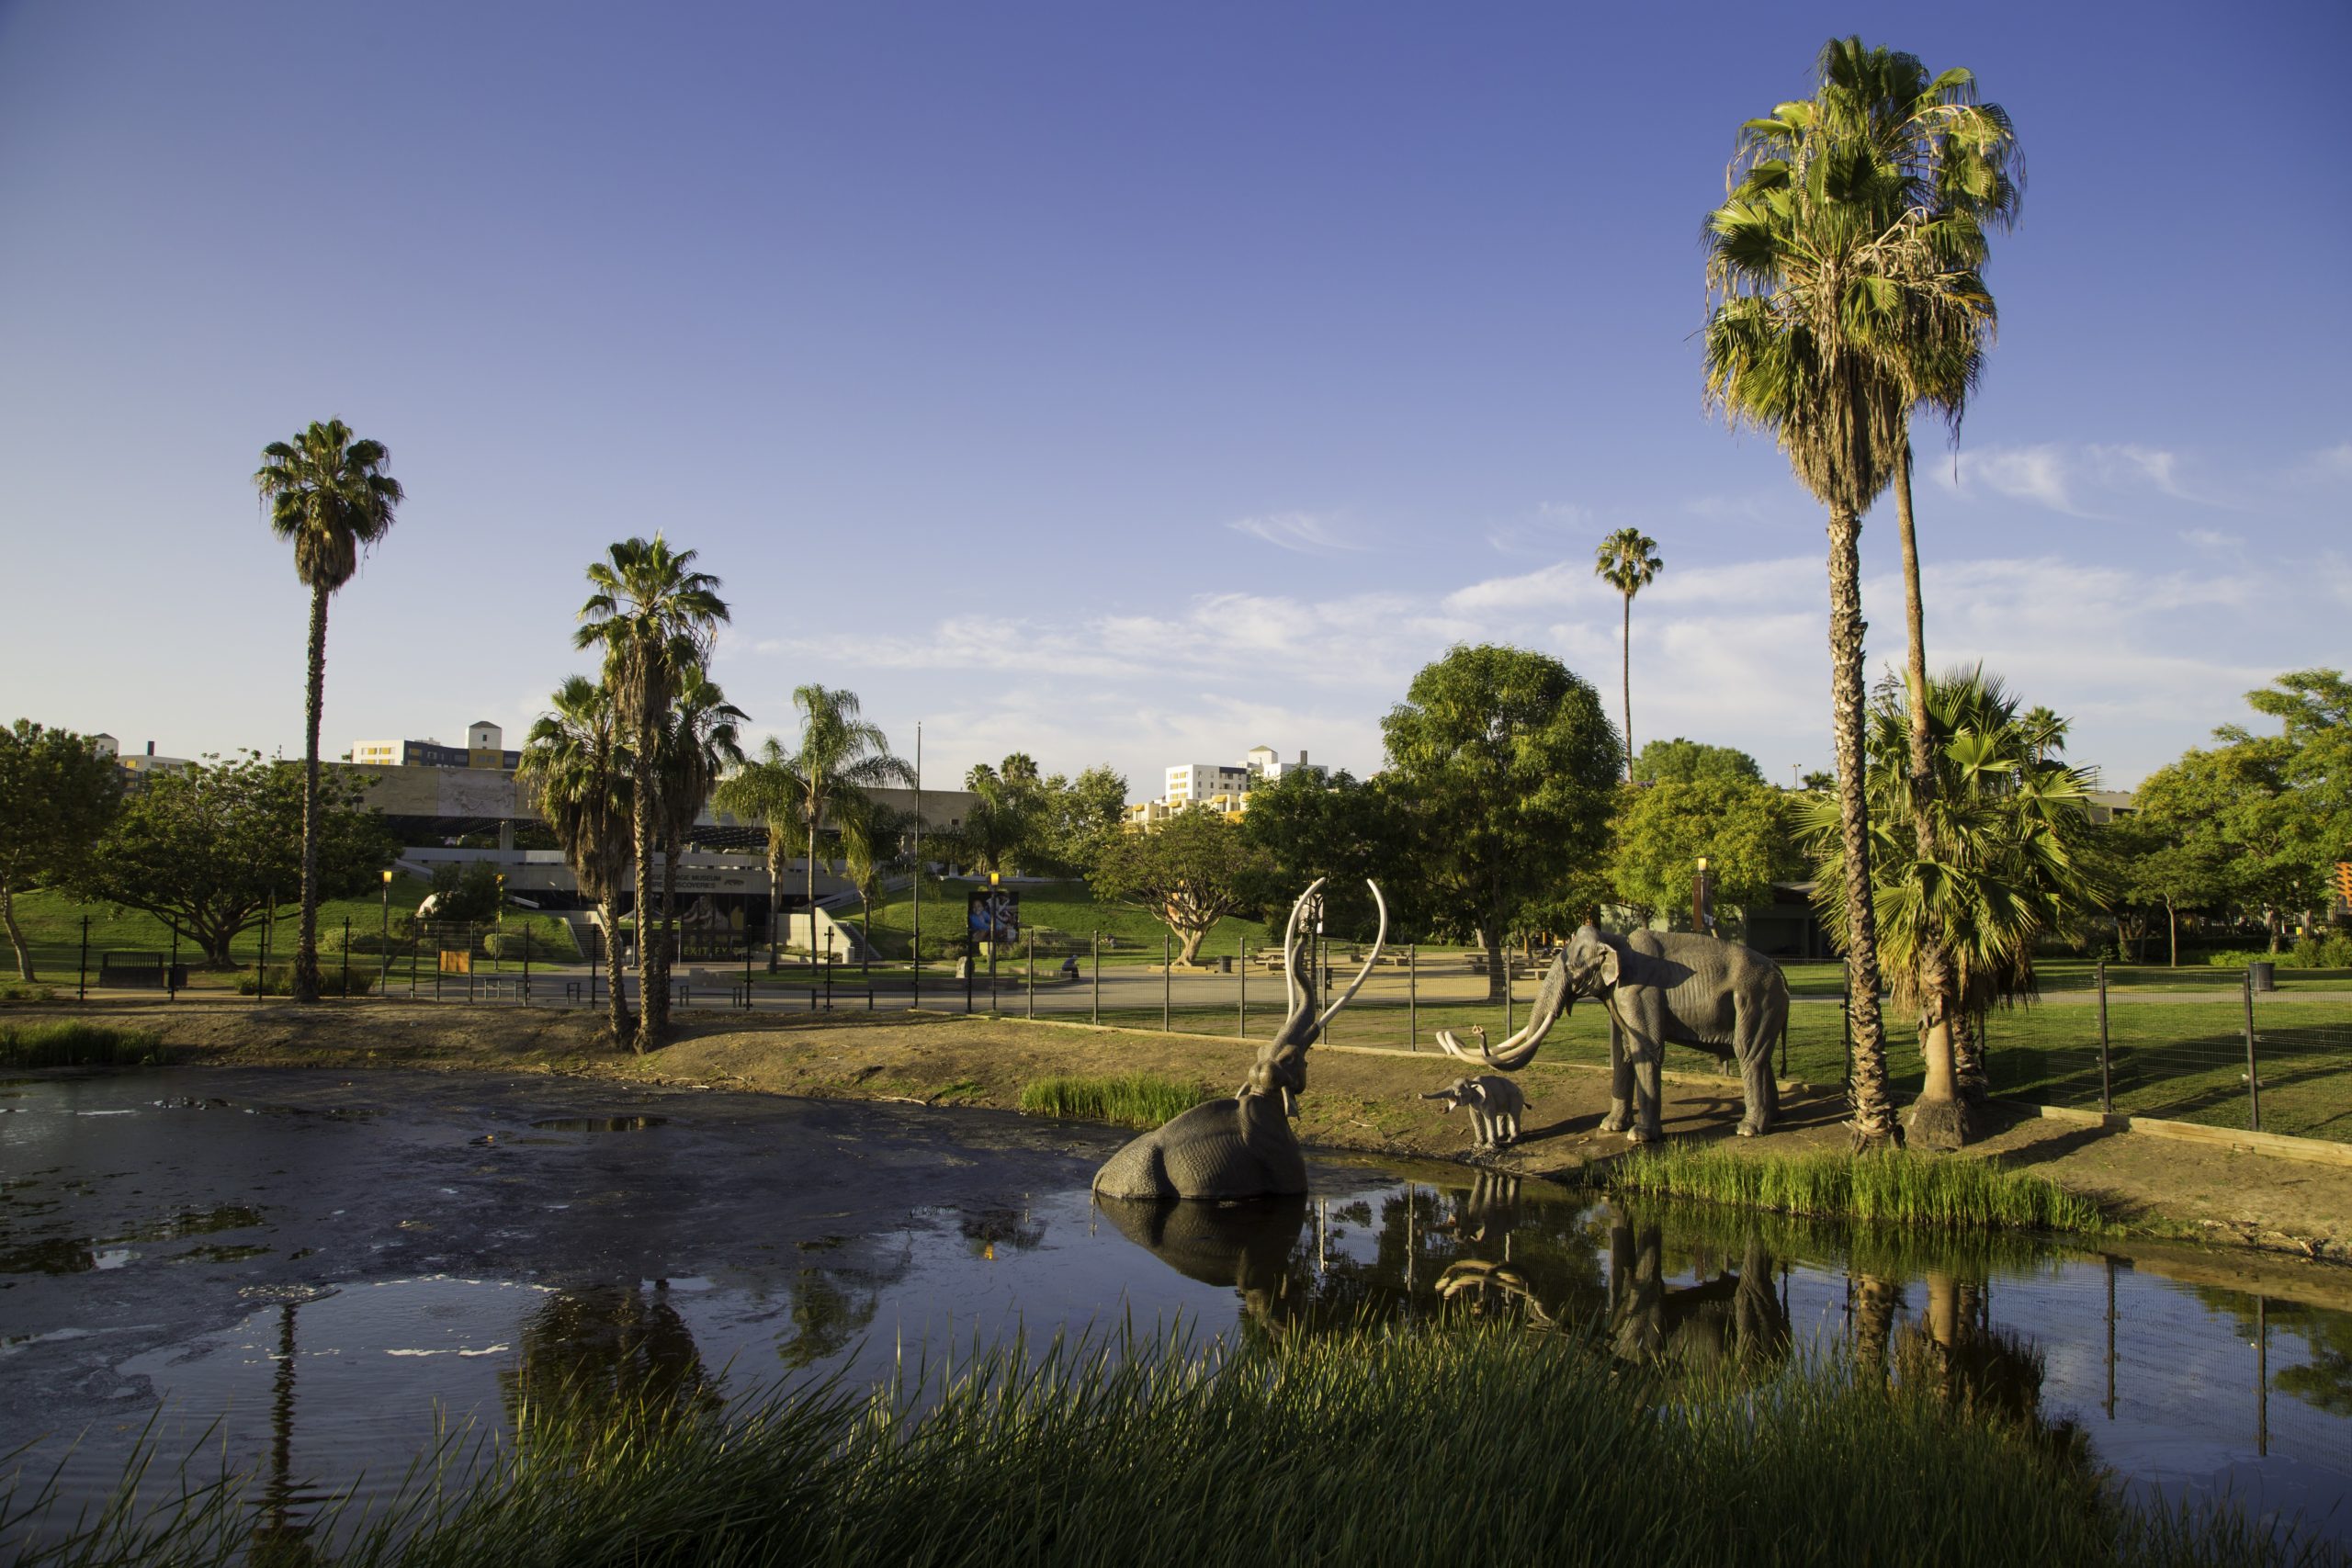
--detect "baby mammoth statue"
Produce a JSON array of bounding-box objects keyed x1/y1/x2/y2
[
  {"x1": 1421, "y1": 1075, "x2": 1525, "y2": 1152},
  {"x1": 1093, "y1": 878, "x2": 1385, "y2": 1201}
]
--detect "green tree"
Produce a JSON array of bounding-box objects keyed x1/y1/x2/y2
[
  {"x1": 1803, "y1": 670, "x2": 2101, "y2": 1126},
  {"x1": 834, "y1": 794, "x2": 910, "y2": 972},
  {"x1": 649, "y1": 668, "x2": 744, "y2": 1030},
  {"x1": 1380, "y1": 645, "x2": 1621, "y2": 998},
  {"x1": 2223, "y1": 669, "x2": 2352, "y2": 932},
  {"x1": 1593, "y1": 528, "x2": 1663, "y2": 778},
  {"x1": 1029, "y1": 764, "x2": 1128, "y2": 879},
  {"x1": 0, "y1": 723, "x2": 126, "y2": 980},
  {"x1": 949, "y1": 765, "x2": 1039, "y2": 878},
  {"x1": 517, "y1": 676, "x2": 635, "y2": 1041},
  {"x1": 710, "y1": 739, "x2": 808, "y2": 972},
  {"x1": 81, "y1": 751, "x2": 393, "y2": 968},
  {"x1": 423, "y1": 860, "x2": 504, "y2": 924},
  {"x1": 1632, "y1": 738, "x2": 1766, "y2": 786},
  {"x1": 1239, "y1": 767, "x2": 1417, "y2": 942},
  {"x1": 254, "y1": 420, "x2": 403, "y2": 1003},
  {"x1": 1608, "y1": 777, "x2": 1800, "y2": 931},
  {"x1": 783, "y1": 687, "x2": 910, "y2": 959},
  {"x1": 1702, "y1": 45, "x2": 1996, "y2": 1146},
  {"x1": 1088, "y1": 807, "x2": 1272, "y2": 964},
  {"x1": 2102, "y1": 812, "x2": 2229, "y2": 967},
  {"x1": 575, "y1": 536, "x2": 729, "y2": 1051}
]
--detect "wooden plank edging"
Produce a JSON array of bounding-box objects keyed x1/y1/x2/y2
[{"x1": 2011, "y1": 1100, "x2": 2352, "y2": 1168}]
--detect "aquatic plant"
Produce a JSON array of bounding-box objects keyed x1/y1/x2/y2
[
  {"x1": 0, "y1": 1021, "x2": 170, "y2": 1067},
  {"x1": 1602, "y1": 1141, "x2": 2107, "y2": 1235},
  {"x1": 1017, "y1": 1074, "x2": 1207, "y2": 1129},
  {"x1": 4, "y1": 1324, "x2": 2328, "y2": 1566}
]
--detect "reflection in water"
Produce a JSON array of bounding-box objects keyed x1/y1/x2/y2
[
  {"x1": 246, "y1": 1300, "x2": 318, "y2": 1568},
  {"x1": 1603, "y1": 1215, "x2": 1789, "y2": 1376},
  {"x1": 1096, "y1": 1194, "x2": 1311, "y2": 1332},
  {"x1": 527, "y1": 1116, "x2": 669, "y2": 1134},
  {"x1": 499, "y1": 1284, "x2": 720, "y2": 1452}
]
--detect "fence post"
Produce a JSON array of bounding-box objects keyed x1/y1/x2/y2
[
  {"x1": 2244, "y1": 966, "x2": 2261, "y2": 1132},
  {"x1": 78, "y1": 915, "x2": 89, "y2": 1003},
  {"x1": 824, "y1": 953, "x2": 833, "y2": 1012},
  {"x1": 1408, "y1": 943, "x2": 1417, "y2": 1050},
  {"x1": 1504, "y1": 953, "x2": 1513, "y2": 1041},
  {"x1": 412, "y1": 932, "x2": 420, "y2": 1000},
  {"x1": 168, "y1": 927, "x2": 178, "y2": 1002},
  {"x1": 1026, "y1": 930, "x2": 1035, "y2": 1019},
  {"x1": 1091, "y1": 931, "x2": 1100, "y2": 1025},
  {"x1": 1163, "y1": 931, "x2": 1171, "y2": 1032},
  {"x1": 258, "y1": 909, "x2": 271, "y2": 1004},
  {"x1": 743, "y1": 932, "x2": 752, "y2": 1010},
  {"x1": 341, "y1": 917, "x2": 351, "y2": 999},
  {"x1": 469, "y1": 940, "x2": 477, "y2": 1004},
  {"x1": 2096, "y1": 959, "x2": 2112, "y2": 1115},
  {"x1": 523, "y1": 926, "x2": 532, "y2": 1003}
]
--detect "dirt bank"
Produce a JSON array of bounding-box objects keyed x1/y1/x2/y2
[{"x1": 17, "y1": 999, "x2": 2352, "y2": 1269}]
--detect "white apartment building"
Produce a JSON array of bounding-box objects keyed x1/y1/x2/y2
[{"x1": 1165, "y1": 761, "x2": 1252, "y2": 807}]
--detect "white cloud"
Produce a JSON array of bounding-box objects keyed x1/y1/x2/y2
[
  {"x1": 1932, "y1": 440, "x2": 2231, "y2": 516},
  {"x1": 2179, "y1": 527, "x2": 2242, "y2": 550},
  {"x1": 1941, "y1": 443, "x2": 2088, "y2": 514},
  {"x1": 1483, "y1": 501, "x2": 1597, "y2": 556},
  {"x1": 1227, "y1": 511, "x2": 1365, "y2": 554}
]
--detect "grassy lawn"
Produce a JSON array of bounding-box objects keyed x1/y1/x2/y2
[
  {"x1": 6, "y1": 880, "x2": 581, "y2": 987},
  {"x1": 855, "y1": 875, "x2": 1277, "y2": 962}
]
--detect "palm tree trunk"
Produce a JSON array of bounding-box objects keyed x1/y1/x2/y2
[
  {"x1": 1620, "y1": 592, "x2": 1634, "y2": 778},
  {"x1": 652, "y1": 844, "x2": 678, "y2": 1033},
  {"x1": 632, "y1": 707, "x2": 660, "y2": 1054},
  {"x1": 293, "y1": 583, "x2": 330, "y2": 1004},
  {"x1": 600, "y1": 897, "x2": 631, "y2": 1041},
  {"x1": 1894, "y1": 442, "x2": 1971, "y2": 1144},
  {"x1": 805, "y1": 808, "x2": 820, "y2": 964},
  {"x1": 1827, "y1": 503, "x2": 1898, "y2": 1148},
  {"x1": 1951, "y1": 1010, "x2": 1984, "y2": 1105}
]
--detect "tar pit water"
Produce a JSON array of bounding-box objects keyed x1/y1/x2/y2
[{"x1": 3, "y1": 1067, "x2": 2348, "y2": 1553}]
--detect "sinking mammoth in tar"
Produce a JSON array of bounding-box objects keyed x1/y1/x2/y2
[
  {"x1": 1438, "y1": 924, "x2": 1788, "y2": 1142},
  {"x1": 1093, "y1": 879, "x2": 1385, "y2": 1201}
]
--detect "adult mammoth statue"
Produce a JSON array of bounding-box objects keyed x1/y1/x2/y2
[
  {"x1": 1437, "y1": 924, "x2": 1787, "y2": 1143},
  {"x1": 1092, "y1": 879, "x2": 1385, "y2": 1201}
]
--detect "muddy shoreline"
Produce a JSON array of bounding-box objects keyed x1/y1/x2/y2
[{"x1": 13, "y1": 999, "x2": 2352, "y2": 1289}]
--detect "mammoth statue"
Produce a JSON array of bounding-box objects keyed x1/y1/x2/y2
[
  {"x1": 1093, "y1": 878, "x2": 1385, "y2": 1201},
  {"x1": 1421, "y1": 1075, "x2": 1526, "y2": 1153},
  {"x1": 1438, "y1": 923, "x2": 1787, "y2": 1143}
]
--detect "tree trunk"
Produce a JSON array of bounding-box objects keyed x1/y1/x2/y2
[
  {"x1": 651, "y1": 844, "x2": 678, "y2": 1033},
  {"x1": 1175, "y1": 925, "x2": 1207, "y2": 965},
  {"x1": 768, "y1": 843, "x2": 783, "y2": 972},
  {"x1": 632, "y1": 705, "x2": 660, "y2": 1055},
  {"x1": 1951, "y1": 1010, "x2": 1984, "y2": 1105},
  {"x1": 1, "y1": 883, "x2": 30, "y2": 982},
  {"x1": 1481, "y1": 925, "x2": 1508, "y2": 1002},
  {"x1": 1621, "y1": 592, "x2": 1634, "y2": 780},
  {"x1": 2166, "y1": 897, "x2": 2178, "y2": 968},
  {"x1": 1852, "y1": 1273, "x2": 1897, "y2": 1388},
  {"x1": 1893, "y1": 443, "x2": 1970, "y2": 1146},
  {"x1": 1826, "y1": 503, "x2": 1899, "y2": 1148},
  {"x1": 806, "y1": 807, "x2": 820, "y2": 964},
  {"x1": 294, "y1": 583, "x2": 330, "y2": 1004},
  {"x1": 599, "y1": 897, "x2": 631, "y2": 1043}
]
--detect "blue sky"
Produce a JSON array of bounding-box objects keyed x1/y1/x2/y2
[{"x1": 2, "y1": 1, "x2": 2345, "y2": 796}]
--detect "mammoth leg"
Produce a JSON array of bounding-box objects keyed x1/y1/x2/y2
[
  {"x1": 1497, "y1": 1109, "x2": 1519, "y2": 1147},
  {"x1": 1628, "y1": 1030, "x2": 1664, "y2": 1144},
  {"x1": 1599, "y1": 1014, "x2": 1634, "y2": 1134}
]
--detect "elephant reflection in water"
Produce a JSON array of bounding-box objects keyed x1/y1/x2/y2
[
  {"x1": 1095, "y1": 1192, "x2": 1311, "y2": 1332},
  {"x1": 1438, "y1": 1208, "x2": 1788, "y2": 1377},
  {"x1": 500, "y1": 1283, "x2": 721, "y2": 1451}
]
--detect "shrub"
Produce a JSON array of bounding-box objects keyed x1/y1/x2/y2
[
  {"x1": 235, "y1": 967, "x2": 378, "y2": 998},
  {"x1": 1018, "y1": 1073, "x2": 1208, "y2": 1128},
  {"x1": 0, "y1": 1021, "x2": 170, "y2": 1066}
]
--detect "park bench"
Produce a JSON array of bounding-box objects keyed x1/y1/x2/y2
[{"x1": 98, "y1": 953, "x2": 187, "y2": 989}]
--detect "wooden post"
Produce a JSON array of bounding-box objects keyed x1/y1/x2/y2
[
  {"x1": 2097, "y1": 960, "x2": 2112, "y2": 1115},
  {"x1": 78, "y1": 915, "x2": 88, "y2": 1003},
  {"x1": 168, "y1": 926, "x2": 179, "y2": 1002},
  {"x1": 1091, "y1": 931, "x2": 1100, "y2": 1025},
  {"x1": 1026, "y1": 930, "x2": 1035, "y2": 1019},
  {"x1": 341, "y1": 917, "x2": 350, "y2": 999},
  {"x1": 1238, "y1": 942, "x2": 1247, "y2": 1037},
  {"x1": 1162, "y1": 931, "x2": 1170, "y2": 1032}
]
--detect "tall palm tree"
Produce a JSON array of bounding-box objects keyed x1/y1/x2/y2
[
  {"x1": 254, "y1": 420, "x2": 403, "y2": 1003},
  {"x1": 1703, "y1": 59, "x2": 1992, "y2": 1149},
  {"x1": 1593, "y1": 529, "x2": 1663, "y2": 778},
  {"x1": 516, "y1": 676, "x2": 634, "y2": 1044},
  {"x1": 575, "y1": 536, "x2": 729, "y2": 1051},
  {"x1": 650, "y1": 668, "x2": 745, "y2": 1032},
  {"x1": 786, "y1": 686, "x2": 910, "y2": 963},
  {"x1": 711, "y1": 739, "x2": 808, "y2": 972},
  {"x1": 1741, "y1": 39, "x2": 2020, "y2": 1147},
  {"x1": 1803, "y1": 668, "x2": 2102, "y2": 1110},
  {"x1": 834, "y1": 793, "x2": 909, "y2": 976}
]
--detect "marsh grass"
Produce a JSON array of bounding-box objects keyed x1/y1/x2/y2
[
  {"x1": 1018, "y1": 1073, "x2": 1207, "y2": 1128},
  {"x1": 1604, "y1": 1142, "x2": 2108, "y2": 1235},
  {"x1": 5, "y1": 1325, "x2": 2327, "y2": 1567},
  {"x1": 0, "y1": 1021, "x2": 172, "y2": 1068}
]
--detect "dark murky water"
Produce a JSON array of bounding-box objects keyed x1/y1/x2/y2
[{"x1": 3, "y1": 1067, "x2": 2349, "y2": 1551}]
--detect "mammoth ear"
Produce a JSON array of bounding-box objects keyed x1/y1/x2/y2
[{"x1": 1598, "y1": 942, "x2": 1620, "y2": 988}]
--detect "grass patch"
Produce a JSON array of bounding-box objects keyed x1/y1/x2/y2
[
  {"x1": 1603, "y1": 1142, "x2": 2107, "y2": 1235},
  {"x1": 5, "y1": 1325, "x2": 2312, "y2": 1567},
  {"x1": 1017, "y1": 1072, "x2": 1208, "y2": 1128},
  {"x1": 0, "y1": 1021, "x2": 171, "y2": 1067}
]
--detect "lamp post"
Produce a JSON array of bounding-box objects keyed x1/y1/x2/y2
[
  {"x1": 379, "y1": 869, "x2": 393, "y2": 993},
  {"x1": 1693, "y1": 856, "x2": 1715, "y2": 937},
  {"x1": 495, "y1": 872, "x2": 506, "y2": 974}
]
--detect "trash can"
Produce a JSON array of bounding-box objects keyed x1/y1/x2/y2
[
  {"x1": 2249, "y1": 961, "x2": 2276, "y2": 993},
  {"x1": 1217, "y1": 955, "x2": 1234, "y2": 974}
]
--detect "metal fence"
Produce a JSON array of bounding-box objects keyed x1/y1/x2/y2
[{"x1": 51, "y1": 920, "x2": 2352, "y2": 1145}]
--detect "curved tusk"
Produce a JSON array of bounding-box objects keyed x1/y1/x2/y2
[
  {"x1": 1283, "y1": 876, "x2": 1325, "y2": 1022},
  {"x1": 1313, "y1": 880, "x2": 1387, "y2": 1032}
]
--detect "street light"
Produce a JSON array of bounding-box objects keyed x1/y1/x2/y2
[
  {"x1": 1693, "y1": 856, "x2": 1716, "y2": 937},
  {"x1": 379, "y1": 869, "x2": 393, "y2": 991},
  {"x1": 495, "y1": 872, "x2": 506, "y2": 974}
]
